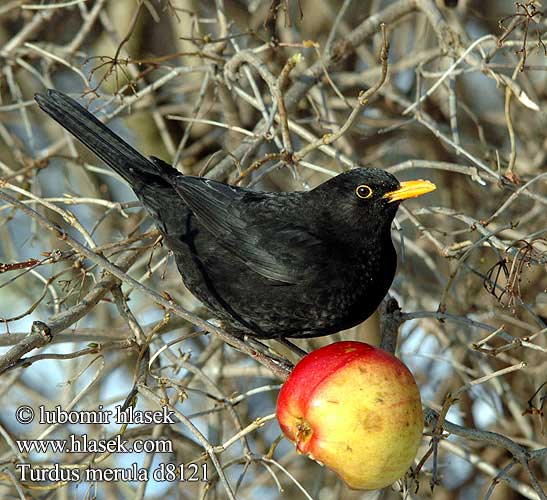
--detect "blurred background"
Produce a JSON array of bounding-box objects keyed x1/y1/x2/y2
[{"x1": 0, "y1": 0, "x2": 546, "y2": 498}]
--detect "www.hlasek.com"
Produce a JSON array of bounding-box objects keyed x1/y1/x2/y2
[{"x1": 14, "y1": 405, "x2": 208, "y2": 483}]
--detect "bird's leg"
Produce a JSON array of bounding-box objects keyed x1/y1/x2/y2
[
  {"x1": 208, "y1": 320, "x2": 294, "y2": 374},
  {"x1": 243, "y1": 336, "x2": 285, "y2": 361},
  {"x1": 275, "y1": 338, "x2": 308, "y2": 358},
  {"x1": 243, "y1": 335, "x2": 295, "y2": 374},
  {"x1": 208, "y1": 318, "x2": 281, "y2": 359}
]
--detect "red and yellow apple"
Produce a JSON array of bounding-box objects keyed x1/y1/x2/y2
[{"x1": 276, "y1": 341, "x2": 423, "y2": 490}]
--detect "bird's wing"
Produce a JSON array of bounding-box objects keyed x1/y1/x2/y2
[{"x1": 172, "y1": 176, "x2": 329, "y2": 284}]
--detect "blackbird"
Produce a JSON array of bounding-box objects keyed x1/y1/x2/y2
[{"x1": 35, "y1": 90, "x2": 435, "y2": 339}]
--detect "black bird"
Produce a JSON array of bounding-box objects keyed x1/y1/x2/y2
[{"x1": 35, "y1": 90, "x2": 435, "y2": 339}]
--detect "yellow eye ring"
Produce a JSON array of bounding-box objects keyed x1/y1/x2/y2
[{"x1": 355, "y1": 184, "x2": 373, "y2": 199}]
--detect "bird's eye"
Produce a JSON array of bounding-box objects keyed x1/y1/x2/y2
[{"x1": 355, "y1": 184, "x2": 373, "y2": 199}]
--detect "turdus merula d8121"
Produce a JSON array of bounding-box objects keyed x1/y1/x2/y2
[{"x1": 35, "y1": 90, "x2": 435, "y2": 339}]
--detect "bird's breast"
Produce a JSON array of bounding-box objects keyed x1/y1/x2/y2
[{"x1": 320, "y1": 240, "x2": 397, "y2": 322}]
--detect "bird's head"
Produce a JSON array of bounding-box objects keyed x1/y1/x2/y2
[{"x1": 313, "y1": 167, "x2": 436, "y2": 236}]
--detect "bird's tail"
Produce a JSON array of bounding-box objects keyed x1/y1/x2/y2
[
  {"x1": 34, "y1": 89, "x2": 164, "y2": 185},
  {"x1": 34, "y1": 89, "x2": 190, "y2": 229}
]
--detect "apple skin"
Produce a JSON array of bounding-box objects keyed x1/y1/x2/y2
[{"x1": 276, "y1": 341, "x2": 423, "y2": 490}]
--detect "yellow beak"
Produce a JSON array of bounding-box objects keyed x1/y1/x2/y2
[{"x1": 383, "y1": 179, "x2": 436, "y2": 203}]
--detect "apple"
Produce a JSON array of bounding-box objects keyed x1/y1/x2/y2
[{"x1": 276, "y1": 341, "x2": 423, "y2": 490}]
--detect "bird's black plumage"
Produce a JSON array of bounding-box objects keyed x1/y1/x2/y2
[{"x1": 34, "y1": 90, "x2": 435, "y2": 339}]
